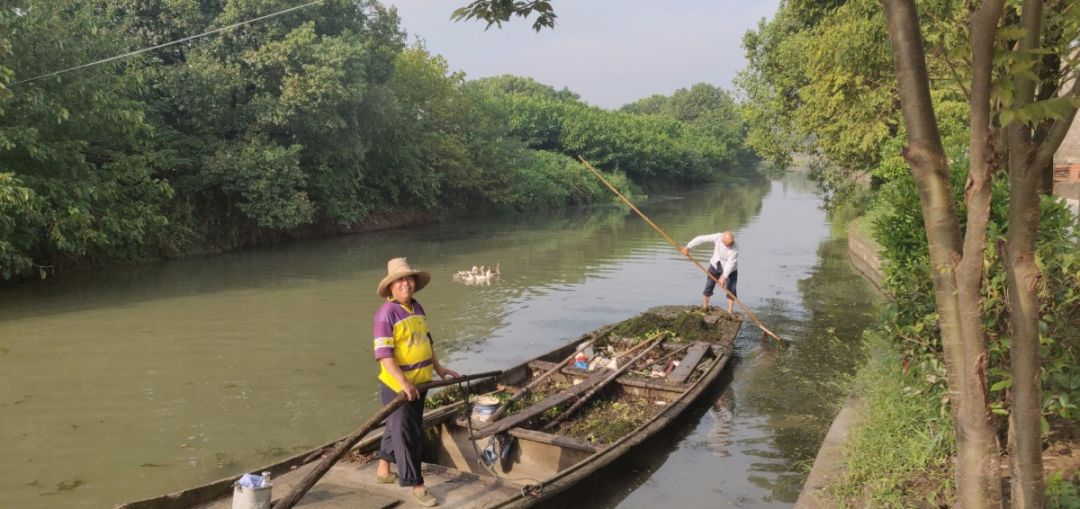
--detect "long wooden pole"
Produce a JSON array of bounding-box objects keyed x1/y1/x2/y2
[
  {"x1": 272, "y1": 371, "x2": 502, "y2": 509},
  {"x1": 577, "y1": 155, "x2": 784, "y2": 344}
]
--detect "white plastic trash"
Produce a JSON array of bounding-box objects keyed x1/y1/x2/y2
[{"x1": 231, "y1": 484, "x2": 271, "y2": 509}]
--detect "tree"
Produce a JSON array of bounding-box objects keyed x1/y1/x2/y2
[
  {"x1": 883, "y1": 1, "x2": 1079, "y2": 507},
  {"x1": 0, "y1": 1, "x2": 173, "y2": 276}
]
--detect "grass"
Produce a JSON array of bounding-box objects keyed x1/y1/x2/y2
[{"x1": 831, "y1": 332, "x2": 956, "y2": 508}]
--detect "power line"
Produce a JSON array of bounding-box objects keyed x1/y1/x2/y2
[{"x1": 11, "y1": 0, "x2": 325, "y2": 86}]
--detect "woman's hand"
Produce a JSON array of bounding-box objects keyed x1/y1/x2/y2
[
  {"x1": 399, "y1": 380, "x2": 421, "y2": 401},
  {"x1": 435, "y1": 366, "x2": 460, "y2": 379}
]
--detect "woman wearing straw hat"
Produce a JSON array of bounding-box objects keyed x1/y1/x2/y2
[{"x1": 373, "y1": 257, "x2": 459, "y2": 507}]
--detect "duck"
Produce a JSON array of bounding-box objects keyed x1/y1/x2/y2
[{"x1": 451, "y1": 263, "x2": 501, "y2": 285}]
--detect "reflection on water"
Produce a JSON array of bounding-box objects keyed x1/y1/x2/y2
[
  {"x1": 0, "y1": 173, "x2": 875, "y2": 508},
  {"x1": 707, "y1": 386, "x2": 737, "y2": 457}
]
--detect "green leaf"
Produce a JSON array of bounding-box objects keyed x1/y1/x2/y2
[{"x1": 999, "y1": 109, "x2": 1016, "y2": 126}]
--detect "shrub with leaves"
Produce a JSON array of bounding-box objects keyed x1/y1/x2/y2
[{"x1": 871, "y1": 160, "x2": 1080, "y2": 426}]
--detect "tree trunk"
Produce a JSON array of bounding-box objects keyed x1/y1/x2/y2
[
  {"x1": 1004, "y1": 2, "x2": 1046, "y2": 507},
  {"x1": 882, "y1": 1, "x2": 1003, "y2": 507},
  {"x1": 1032, "y1": 14, "x2": 1063, "y2": 196},
  {"x1": 956, "y1": 2, "x2": 1007, "y2": 506},
  {"x1": 1005, "y1": 138, "x2": 1045, "y2": 508}
]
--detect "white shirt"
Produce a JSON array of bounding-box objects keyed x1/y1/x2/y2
[{"x1": 686, "y1": 234, "x2": 738, "y2": 279}]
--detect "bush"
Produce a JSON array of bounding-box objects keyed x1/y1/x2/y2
[
  {"x1": 869, "y1": 160, "x2": 1080, "y2": 433},
  {"x1": 496, "y1": 150, "x2": 639, "y2": 210}
]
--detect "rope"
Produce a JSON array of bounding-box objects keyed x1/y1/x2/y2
[
  {"x1": 11, "y1": 0, "x2": 325, "y2": 86},
  {"x1": 458, "y1": 377, "x2": 544, "y2": 499},
  {"x1": 577, "y1": 155, "x2": 786, "y2": 345}
]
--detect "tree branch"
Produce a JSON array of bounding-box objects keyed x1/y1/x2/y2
[{"x1": 1032, "y1": 76, "x2": 1080, "y2": 171}]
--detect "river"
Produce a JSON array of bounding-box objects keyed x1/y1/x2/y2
[{"x1": 0, "y1": 172, "x2": 878, "y2": 508}]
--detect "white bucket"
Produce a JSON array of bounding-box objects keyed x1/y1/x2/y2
[
  {"x1": 231, "y1": 484, "x2": 272, "y2": 509},
  {"x1": 471, "y1": 395, "x2": 501, "y2": 423}
]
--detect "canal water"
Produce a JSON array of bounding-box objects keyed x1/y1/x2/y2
[{"x1": 0, "y1": 172, "x2": 878, "y2": 508}]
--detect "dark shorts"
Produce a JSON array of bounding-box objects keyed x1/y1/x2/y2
[{"x1": 704, "y1": 267, "x2": 737, "y2": 298}]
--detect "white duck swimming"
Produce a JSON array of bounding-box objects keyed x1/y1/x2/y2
[{"x1": 452, "y1": 263, "x2": 500, "y2": 285}]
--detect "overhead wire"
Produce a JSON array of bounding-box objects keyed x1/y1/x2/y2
[{"x1": 10, "y1": 0, "x2": 325, "y2": 86}]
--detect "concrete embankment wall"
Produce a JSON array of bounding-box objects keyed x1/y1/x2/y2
[{"x1": 846, "y1": 220, "x2": 886, "y2": 295}]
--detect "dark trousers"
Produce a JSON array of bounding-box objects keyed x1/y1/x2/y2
[
  {"x1": 378, "y1": 382, "x2": 427, "y2": 487},
  {"x1": 703, "y1": 267, "x2": 737, "y2": 298}
]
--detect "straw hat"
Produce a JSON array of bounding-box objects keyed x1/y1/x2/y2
[{"x1": 377, "y1": 257, "x2": 431, "y2": 298}]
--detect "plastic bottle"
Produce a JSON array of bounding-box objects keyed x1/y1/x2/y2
[{"x1": 260, "y1": 471, "x2": 272, "y2": 488}]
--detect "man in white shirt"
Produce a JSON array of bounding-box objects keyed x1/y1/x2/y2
[{"x1": 680, "y1": 231, "x2": 739, "y2": 313}]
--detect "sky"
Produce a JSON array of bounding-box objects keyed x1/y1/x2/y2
[{"x1": 383, "y1": 1, "x2": 781, "y2": 109}]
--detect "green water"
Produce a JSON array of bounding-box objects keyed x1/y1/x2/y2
[{"x1": 0, "y1": 173, "x2": 878, "y2": 508}]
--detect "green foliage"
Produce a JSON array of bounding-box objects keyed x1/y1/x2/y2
[
  {"x1": 451, "y1": 0, "x2": 556, "y2": 32},
  {"x1": 870, "y1": 162, "x2": 1080, "y2": 427},
  {"x1": 0, "y1": 1, "x2": 173, "y2": 277},
  {"x1": 496, "y1": 150, "x2": 636, "y2": 209},
  {"x1": 873, "y1": 92, "x2": 969, "y2": 183},
  {"x1": 0, "y1": 1, "x2": 754, "y2": 280},
  {"x1": 199, "y1": 137, "x2": 313, "y2": 229},
  {"x1": 1045, "y1": 471, "x2": 1080, "y2": 509},
  {"x1": 478, "y1": 80, "x2": 752, "y2": 185},
  {"x1": 735, "y1": 9, "x2": 811, "y2": 170},
  {"x1": 833, "y1": 332, "x2": 956, "y2": 508}
]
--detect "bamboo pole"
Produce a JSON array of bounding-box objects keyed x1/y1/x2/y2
[
  {"x1": 272, "y1": 371, "x2": 502, "y2": 509},
  {"x1": 578, "y1": 155, "x2": 785, "y2": 345}
]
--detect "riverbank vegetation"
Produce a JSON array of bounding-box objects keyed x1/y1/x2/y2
[
  {"x1": 737, "y1": 0, "x2": 1080, "y2": 506},
  {"x1": 0, "y1": 1, "x2": 755, "y2": 281}
]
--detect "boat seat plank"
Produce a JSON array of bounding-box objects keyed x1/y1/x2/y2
[
  {"x1": 665, "y1": 342, "x2": 710, "y2": 384},
  {"x1": 471, "y1": 370, "x2": 610, "y2": 440},
  {"x1": 506, "y1": 427, "x2": 601, "y2": 453}
]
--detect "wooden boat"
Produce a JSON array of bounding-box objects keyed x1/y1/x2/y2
[{"x1": 117, "y1": 306, "x2": 742, "y2": 509}]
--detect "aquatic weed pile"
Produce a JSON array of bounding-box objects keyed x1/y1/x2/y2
[
  {"x1": 605, "y1": 307, "x2": 739, "y2": 345},
  {"x1": 559, "y1": 395, "x2": 656, "y2": 445},
  {"x1": 495, "y1": 378, "x2": 571, "y2": 416}
]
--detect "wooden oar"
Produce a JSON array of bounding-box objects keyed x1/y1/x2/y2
[
  {"x1": 488, "y1": 339, "x2": 596, "y2": 422},
  {"x1": 272, "y1": 370, "x2": 502, "y2": 509},
  {"x1": 578, "y1": 155, "x2": 785, "y2": 345},
  {"x1": 542, "y1": 333, "x2": 668, "y2": 431}
]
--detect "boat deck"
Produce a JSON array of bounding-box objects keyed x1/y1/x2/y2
[{"x1": 195, "y1": 459, "x2": 522, "y2": 509}]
